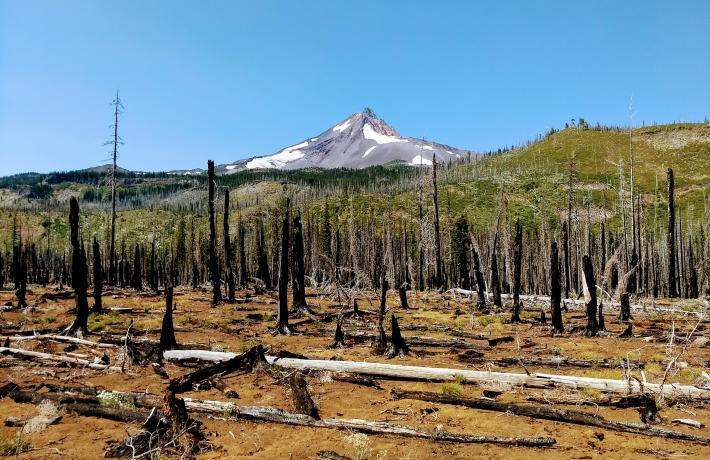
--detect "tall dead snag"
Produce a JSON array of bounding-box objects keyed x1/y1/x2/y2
[
  {"x1": 550, "y1": 241, "x2": 564, "y2": 334},
  {"x1": 452, "y1": 215, "x2": 471, "y2": 289},
  {"x1": 160, "y1": 286, "x2": 177, "y2": 355},
  {"x1": 14, "y1": 252, "x2": 27, "y2": 308},
  {"x1": 290, "y1": 372, "x2": 320, "y2": 419},
  {"x1": 472, "y1": 249, "x2": 487, "y2": 311},
  {"x1": 292, "y1": 212, "x2": 310, "y2": 315},
  {"x1": 373, "y1": 272, "x2": 388, "y2": 354},
  {"x1": 510, "y1": 220, "x2": 523, "y2": 323},
  {"x1": 107, "y1": 90, "x2": 122, "y2": 286},
  {"x1": 256, "y1": 218, "x2": 271, "y2": 290},
  {"x1": 667, "y1": 168, "x2": 678, "y2": 297},
  {"x1": 386, "y1": 315, "x2": 410, "y2": 358},
  {"x1": 223, "y1": 190, "x2": 235, "y2": 302},
  {"x1": 582, "y1": 255, "x2": 598, "y2": 336},
  {"x1": 619, "y1": 293, "x2": 632, "y2": 322},
  {"x1": 274, "y1": 197, "x2": 294, "y2": 335},
  {"x1": 432, "y1": 154, "x2": 443, "y2": 289},
  {"x1": 207, "y1": 160, "x2": 221, "y2": 305},
  {"x1": 64, "y1": 197, "x2": 89, "y2": 337},
  {"x1": 131, "y1": 243, "x2": 142, "y2": 291},
  {"x1": 238, "y1": 222, "x2": 248, "y2": 287},
  {"x1": 562, "y1": 221, "x2": 571, "y2": 298},
  {"x1": 91, "y1": 237, "x2": 103, "y2": 313},
  {"x1": 491, "y1": 237, "x2": 502, "y2": 308}
]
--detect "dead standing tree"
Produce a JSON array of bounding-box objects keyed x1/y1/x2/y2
[
  {"x1": 63, "y1": 197, "x2": 89, "y2": 337},
  {"x1": 292, "y1": 212, "x2": 313, "y2": 316},
  {"x1": 432, "y1": 154, "x2": 443, "y2": 289},
  {"x1": 207, "y1": 160, "x2": 221, "y2": 305},
  {"x1": 667, "y1": 168, "x2": 678, "y2": 297},
  {"x1": 274, "y1": 197, "x2": 294, "y2": 335},
  {"x1": 91, "y1": 237, "x2": 103, "y2": 314},
  {"x1": 223, "y1": 190, "x2": 235, "y2": 302},
  {"x1": 582, "y1": 255, "x2": 598, "y2": 336},
  {"x1": 550, "y1": 241, "x2": 564, "y2": 333},
  {"x1": 106, "y1": 90, "x2": 123, "y2": 286},
  {"x1": 511, "y1": 219, "x2": 523, "y2": 323}
]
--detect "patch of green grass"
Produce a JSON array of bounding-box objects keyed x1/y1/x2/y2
[
  {"x1": 578, "y1": 388, "x2": 601, "y2": 399},
  {"x1": 441, "y1": 382, "x2": 464, "y2": 397},
  {"x1": 476, "y1": 315, "x2": 503, "y2": 327},
  {"x1": 0, "y1": 434, "x2": 31, "y2": 456},
  {"x1": 578, "y1": 351, "x2": 603, "y2": 360},
  {"x1": 133, "y1": 318, "x2": 161, "y2": 330},
  {"x1": 200, "y1": 319, "x2": 216, "y2": 329},
  {"x1": 676, "y1": 367, "x2": 703, "y2": 384}
]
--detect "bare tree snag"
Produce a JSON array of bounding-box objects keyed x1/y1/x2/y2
[
  {"x1": 289, "y1": 371, "x2": 320, "y2": 419},
  {"x1": 159, "y1": 286, "x2": 177, "y2": 355},
  {"x1": 511, "y1": 219, "x2": 523, "y2": 322},
  {"x1": 107, "y1": 90, "x2": 121, "y2": 286},
  {"x1": 391, "y1": 389, "x2": 710, "y2": 445},
  {"x1": 472, "y1": 249, "x2": 486, "y2": 311},
  {"x1": 208, "y1": 159, "x2": 221, "y2": 305},
  {"x1": 398, "y1": 283, "x2": 409, "y2": 309},
  {"x1": 582, "y1": 255, "x2": 598, "y2": 336},
  {"x1": 223, "y1": 189, "x2": 235, "y2": 301},
  {"x1": 619, "y1": 292, "x2": 632, "y2": 322},
  {"x1": 373, "y1": 273, "x2": 388, "y2": 354},
  {"x1": 274, "y1": 197, "x2": 294, "y2": 335},
  {"x1": 386, "y1": 315, "x2": 410, "y2": 358},
  {"x1": 563, "y1": 221, "x2": 571, "y2": 299},
  {"x1": 432, "y1": 154, "x2": 443, "y2": 288},
  {"x1": 328, "y1": 315, "x2": 346, "y2": 348},
  {"x1": 91, "y1": 237, "x2": 103, "y2": 313},
  {"x1": 667, "y1": 168, "x2": 678, "y2": 297},
  {"x1": 491, "y1": 249, "x2": 502, "y2": 309},
  {"x1": 257, "y1": 218, "x2": 271, "y2": 290},
  {"x1": 63, "y1": 197, "x2": 89, "y2": 337},
  {"x1": 550, "y1": 241, "x2": 564, "y2": 333},
  {"x1": 292, "y1": 212, "x2": 313, "y2": 316}
]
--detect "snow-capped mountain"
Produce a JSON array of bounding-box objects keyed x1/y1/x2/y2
[{"x1": 219, "y1": 108, "x2": 467, "y2": 172}]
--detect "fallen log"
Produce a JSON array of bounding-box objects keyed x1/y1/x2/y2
[
  {"x1": 163, "y1": 350, "x2": 710, "y2": 401},
  {"x1": 183, "y1": 398, "x2": 556, "y2": 447},
  {"x1": 5, "y1": 415, "x2": 62, "y2": 427},
  {"x1": 7, "y1": 386, "x2": 555, "y2": 447},
  {"x1": 472, "y1": 356, "x2": 642, "y2": 369},
  {"x1": 4, "y1": 334, "x2": 115, "y2": 349},
  {"x1": 0, "y1": 346, "x2": 122, "y2": 372},
  {"x1": 391, "y1": 389, "x2": 710, "y2": 444}
]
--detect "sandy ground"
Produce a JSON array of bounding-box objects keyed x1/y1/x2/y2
[{"x1": 0, "y1": 286, "x2": 708, "y2": 459}]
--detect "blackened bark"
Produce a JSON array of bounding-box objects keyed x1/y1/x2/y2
[
  {"x1": 619, "y1": 293, "x2": 632, "y2": 322},
  {"x1": 582, "y1": 255, "x2": 598, "y2": 336},
  {"x1": 292, "y1": 213, "x2": 308, "y2": 310},
  {"x1": 64, "y1": 197, "x2": 89, "y2": 337},
  {"x1": 223, "y1": 190, "x2": 235, "y2": 301},
  {"x1": 472, "y1": 249, "x2": 486, "y2": 311},
  {"x1": 91, "y1": 237, "x2": 103, "y2": 313},
  {"x1": 160, "y1": 286, "x2": 178, "y2": 355},
  {"x1": 328, "y1": 315, "x2": 346, "y2": 348},
  {"x1": 511, "y1": 220, "x2": 523, "y2": 322},
  {"x1": 398, "y1": 284, "x2": 409, "y2": 309},
  {"x1": 208, "y1": 160, "x2": 221, "y2": 305},
  {"x1": 274, "y1": 197, "x2": 293, "y2": 335},
  {"x1": 386, "y1": 315, "x2": 410, "y2": 358},
  {"x1": 563, "y1": 221, "x2": 571, "y2": 299},
  {"x1": 491, "y1": 247, "x2": 502, "y2": 309},
  {"x1": 667, "y1": 168, "x2": 678, "y2": 297},
  {"x1": 256, "y1": 220, "x2": 271, "y2": 290},
  {"x1": 132, "y1": 244, "x2": 142, "y2": 291},
  {"x1": 238, "y1": 223, "x2": 248, "y2": 288},
  {"x1": 432, "y1": 155, "x2": 443, "y2": 288},
  {"x1": 374, "y1": 272, "x2": 388, "y2": 354},
  {"x1": 15, "y1": 252, "x2": 27, "y2": 308},
  {"x1": 550, "y1": 241, "x2": 563, "y2": 333}
]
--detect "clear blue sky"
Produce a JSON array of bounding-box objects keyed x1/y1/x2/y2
[{"x1": 1, "y1": 0, "x2": 709, "y2": 175}]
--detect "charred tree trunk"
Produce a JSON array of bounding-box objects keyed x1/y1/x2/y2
[
  {"x1": 159, "y1": 286, "x2": 177, "y2": 355},
  {"x1": 511, "y1": 220, "x2": 523, "y2": 323},
  {"x1": 257, "y1": 219, "x2": 271, "y2": 290},
  {"x1": 386, "y1": 315, "x2": 410, "y2": 358},
  {"x1": 582, "y1": 255, "x2": 598, "y2": 336},
  {"x1": 223, "y1": 190, "x2": 235, "y2": 301},
  {"x1": 619, "y1": 293, "x2": 632, "y2": 322},
  {"x1": 491, "y1": 246, "x2": 502, "y2": 309},
  {"x1": 373, "y1": 272, "x2": 388, "y2": 354},
  {"x1": 328, "y1": 315, "x2": 346, "y2": 348},
  {"x1": 398, "y1": 284, "x2": 409, "y2": 309},
  {"x1": 15, "y1": 252, "x2": 27, "y2": 308},
  {"x1": 550, "y1": 241, "x2": 563, "y2": 333},
  {"x1": 472, "y1": 249, "x2": 487, "y2": 311},
  {"x1": 91, "y1": 237, "x2": 103, "y2": 313},
  {"x1": 132, "y1": 243, "x2": 142, "y2": 291},
  {"x1": 274, "y1": 197, "x2": 294, "y2": 335},
  {"x1": 64, "y1": 197, "x2": 89, "y2": 337},
  {"x1": 208, "y1": 160, "x2": 221, "y2": 305},
  {"x1": 432, "y1": 155, "x2": 443, "y2": 289},
  {"x1": 667, "y1": 168, "x2": 678, "y2": 298},
  {"x1": 238, "y1": 223, "x2": 248, "y2": 288},
  {"x1": 292, "y1": 213, "x2": 308, "y2": 312}
]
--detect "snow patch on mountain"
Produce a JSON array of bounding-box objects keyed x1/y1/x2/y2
[
  {"x1": 246, "y1": 141, "x2": 309, "y2": 169},
  {"x1": 409, "y1": 155, "x2": 432, "y2": 166},
  {"x1": 363, "y1": 145, "x2": 377, "y2": 157},
  {"x1": 333, "y1": 119, "x2": 352, "y2": 133},
  {"x1": 362, "y1": 123, "x2": 406, "y2": 144}
]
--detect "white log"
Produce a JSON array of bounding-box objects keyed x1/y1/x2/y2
[
  {"x1": 162, "y1": 350, "x2": 710, "y2": 400},
  {"x1": 672, "y1": 419, "x2": 705, "y2": 429},
  {"x1": 3, "y1": 334, "x2": 115, "y2": 348},
  {"x1": 0, "y1": 347, "x2": 122, "y2": 372}
]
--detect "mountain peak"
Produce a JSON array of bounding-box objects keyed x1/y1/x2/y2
[{"x1": 362, "y1": 107, "x2": 378, "y2": 119}]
